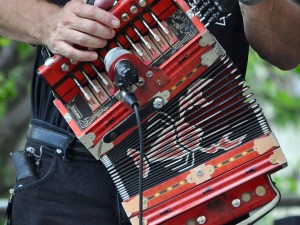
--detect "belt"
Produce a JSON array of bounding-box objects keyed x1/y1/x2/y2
[{"x1": 27, "y1": 119, "x2": 92, "y2": 158}]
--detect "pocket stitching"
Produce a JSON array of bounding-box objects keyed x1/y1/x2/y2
[{"x1": 14, "y1": 152, "x2": 59, "y2": 192}]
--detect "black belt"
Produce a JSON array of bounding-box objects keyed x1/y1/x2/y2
[{"x1": 27, "y1": 119, "x2": 92, "y2": 158}]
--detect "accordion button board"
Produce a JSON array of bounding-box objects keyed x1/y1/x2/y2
[{"x1": 37, "y1": 0, "x2": 287, "y2": 224}]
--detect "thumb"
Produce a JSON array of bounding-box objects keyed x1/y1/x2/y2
[{"x1": 86, "y1": 0, "x2": 115, "y2": 9}]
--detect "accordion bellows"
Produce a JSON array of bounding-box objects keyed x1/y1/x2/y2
[{"x1": 38, "y1": 0, "x2": 287, "y2": 224}]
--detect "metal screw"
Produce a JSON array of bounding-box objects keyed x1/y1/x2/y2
[
  {"x1": 70, "y1": 58, "x2": 77, "y2": 64},
  {"x1": 139, "y1": 0, "x2": 146, "y2": 7},
  {"x1": 121, "y1": 13, "x2": 129, "y2": 21},
  {"x1": 197, "y1": 216, "x2": 206, "y2": 224},
  {"x1": 153, "y1": 97, "x2": 164, "y2": 109},
  {"x1": 130, "y1": 5, "x2": 138, "y2": 14},
  {"x1": 143, "y1": 198, "x2": 149, "y2": 209},
  {"x1": 56, "y1": 149, "x2": 62, "y2": 154},
  {"x1": 64, "y1": 113, "x2": 72, "y2": 122},
  {"x1": 146, "y1": 71, "x2": 153, "y2": 78},
  {"x1": 197, "y1": 170, "x2": 204, "y2": 176},
  {"x1": 187, "y1": 10, "x2": 194, "y2": 19},
  {"x1": 61, "y1": 63, "x2": 69, "y2": 72},
  {"x1": 232, "y1": 199, "x2": 241, "y2": 208},
  {"x1": 137, "y1": 77, "x2": 145, "y2": 86},
  {"x1": 157, "y1": 80, "x2": 163, "y2": 86}
]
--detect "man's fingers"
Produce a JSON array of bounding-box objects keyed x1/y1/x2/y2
[
  {"x1": 63, "y1": 29, "x2": 108, "y2": 49},
  {"x1": 73, "y1": 3, "x2": 120, "y2": 28},
  {"x1": 70, "y1": 17, "x2": 115, "y2": 40},
  {"x1": 52, "y1": 41, "x2": 98, "y2": 61}
]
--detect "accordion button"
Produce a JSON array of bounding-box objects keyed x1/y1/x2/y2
[
  {"x1": 241, "y1": 192, "x2": 252, "y2": 203},
  {"x1": 138, "y1": 0, "x2": 146, "y2": 7},
  {"x1": 130, "y1": 5, "x2": 138, "y2": 14},
  {"x1": 232, "y1": 199, "x2": 241, "y2": 208},
  {"x1": 61, "y1": 63, "x2": 70, "y2": 72},
  {"x1": 196, "y1": 216, "x2": 206, "y2": 224},
  {"x1": 255, "y1": 185, "x2": 266, "y2": 197},
  {"x1": 121, "y1": 13, "x2": 129, "y2": 21},
  {"x1": 186, "y1": 219, "x2": 197, "y2": 225},
  {"x1": 70, "y1": 58, "x2": 77, "y2": 65}
]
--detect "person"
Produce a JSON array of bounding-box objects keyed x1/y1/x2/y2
[{"x1": 0, "y1": 0, "x2": 299, "y2": 225}]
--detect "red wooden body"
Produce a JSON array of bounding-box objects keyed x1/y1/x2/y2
[
  {"x1": 39, "y1": 0, "x2": 214, "y2": 157},
  {"x1": 124, "y1": 133, "x2": 286, "y2": 225}
]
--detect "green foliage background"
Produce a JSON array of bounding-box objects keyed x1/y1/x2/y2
[
  {"x1": 0, "y1": 37, "x2": 33, "y2": 118},
  {"x1": 246, "y1": 50, "x2": 300, "y2": 127}
]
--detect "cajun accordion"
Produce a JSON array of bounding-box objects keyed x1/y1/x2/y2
[{"x1": 38, "y1": 0, "x2": 287, "y2": 224}]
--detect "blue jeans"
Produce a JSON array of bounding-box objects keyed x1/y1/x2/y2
[{"x1": 10, "y1": 120, "x2": 130, "y2": 225}]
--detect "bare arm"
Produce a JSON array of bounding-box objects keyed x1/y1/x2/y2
[
  {"x1": 0, "y1": 0, "x2": 120, "y2": 61},
  {"x1": 240, "y1": 0, "x2": 300, "y2": 70}
]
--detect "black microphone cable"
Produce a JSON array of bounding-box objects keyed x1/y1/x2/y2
[
  {"x1": 122, "y1": 90, "x2": 144, "y2": 225},
  {"x1": 104, "y1": 47, "x2": 144, "y2": 224},
  {"x1": 133, "y1": 102, "x2": 144, "y2": 225}
]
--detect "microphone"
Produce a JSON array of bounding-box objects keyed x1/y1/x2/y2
[{"x1": 104, "y1": 47, "x2": 139, "y2": 107}]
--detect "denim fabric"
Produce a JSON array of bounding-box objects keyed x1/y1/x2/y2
[{"x1": 11, "y1": 141, "x2": 131, "y2": 225}]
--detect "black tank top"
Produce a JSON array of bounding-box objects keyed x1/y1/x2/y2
[{"x1": 31, "y1": 0, "x2": 249, "y2": 131}]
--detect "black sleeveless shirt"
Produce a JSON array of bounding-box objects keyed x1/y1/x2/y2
[{"x1": 31, "y1": 0, "x2": 249, "y2": 131}]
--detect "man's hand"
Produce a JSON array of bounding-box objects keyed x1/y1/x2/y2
[{"x1": 43, "y1": 0, "x2": 119, "y2": 61}]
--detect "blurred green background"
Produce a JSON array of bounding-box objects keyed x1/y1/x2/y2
[{"x1": 0, "y1": 37, "x2": 299, "y2": 224}]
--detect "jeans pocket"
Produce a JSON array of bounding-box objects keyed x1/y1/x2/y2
[{"x1": 12, "y1": 144, "x2": 59, "y2": 192}]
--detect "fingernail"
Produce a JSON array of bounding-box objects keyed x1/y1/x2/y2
[
  {"x1": 111, "y1": 19, "x2": 120, "y2": 28},
  {"x1": 91, "y1": 53, "x2": 98, "y2": 61}
]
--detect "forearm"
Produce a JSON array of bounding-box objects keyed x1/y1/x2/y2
[
  {"x1": 0, "y1": 0, "x2": 60, "y2": 45},
  {"x1": 240, "y1": 0, "x2": 300, "y2": 70},
  {"x1": 0, "y1": 0, "x2": 119, "y2": 61}
]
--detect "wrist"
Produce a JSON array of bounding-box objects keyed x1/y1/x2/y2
[
  {"x1": 239, "y1": 0, "x2": 264, "y2": 5},
  {"x1": 33, "y1": 3, "x2": 61, "y2": 46}
]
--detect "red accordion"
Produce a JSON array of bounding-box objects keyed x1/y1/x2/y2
[{"x1": 38, "y1": 0, "x2": 287, "y2": 224}]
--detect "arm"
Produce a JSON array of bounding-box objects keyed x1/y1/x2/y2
[
  {"x1": 0, "y1": 0, "x2": 119, "y2": 61},
  {"x1": 239, "y1": 0, "x2": 300, "y2": 70}
]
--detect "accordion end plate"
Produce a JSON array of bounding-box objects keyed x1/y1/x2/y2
[
  {"x1": 79, "y1": 132, "x2": 96, "y2": 149},
  {"x1": 130, "y1": 217, "x2": 148, "y2": 225},
  {"x1": 199, "y1": 32, "x2": 217, "y2": 47},
  {"x1": 253, "y1": 132, "x2": 280, "y2": 155},
  {"x1": 201, "y1": 43, "x2": 226, "y2": 67},
  {"x1": 79, "y1": 134, "x2": 113, "y2": 160},
  {"x1": 269, "y1": 148, "x2": 287, "y2": 166},
  {"x1": 122, "y1": 195, "x2": 148, "y2": 217},
  {"x1": 186, "y1": 164, "x2": 215, "y2": 185}
]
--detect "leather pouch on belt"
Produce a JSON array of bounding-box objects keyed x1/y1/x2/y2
[{"x1": 10, "y1": 151, "x2": 37, "y2": 185}]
